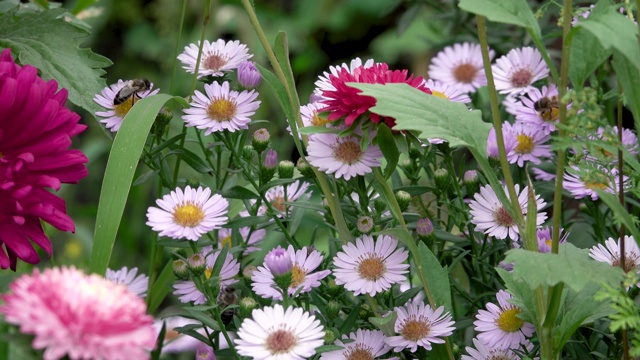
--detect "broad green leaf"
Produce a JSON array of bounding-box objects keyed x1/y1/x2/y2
[
  {"x1": 352, "y1": 83, "x2": 492, "y2": 158},
  {"x1": 504, "y1": 243, "x2": 624, "y2": 292},
  {"x1": 168, "y1": 144, "x2": 212, "y2": 174},
  {"x1": 612, "y1": 50, "x2": 640, "y2": 133},
  {"x1": 89, "y1": 94, "x2": 174, "y2": 275},
  {"x1": 497, "y1": 268, "x2": 537, "y2": 323},
  {"x1": 314, "y1": 345, "x2": 347, "y2": 354},
  {"x1": 0, "y1": 7, "x2": 112, "y2": 117},
  {"x1": 71, "y1": 0, "x2": 98, "y2": 15},
  {"x1": 596, "y1": 191, "x2": 640, "y2": 246},
  {"x1": 376, "y1": 123, "x2": 399, "y2": 179},
  {"x1": 255, "y1": 63, "x2": 295, "y2": 123},
  {"x1": 417, "y1": 242, "x2": 453, "y2": 313},
  {"x1": 569, "y1": 28, "x2": 611, "y2": 88},
  {"x1": 458, "y1": 0, "x2": 541, "y2": 39},
  {"x1": 369, "y1": 312, "x2": 397, "y2": 337},
  {"x1": 576, "y1": 1, "x2": 640, "y2": 73}
]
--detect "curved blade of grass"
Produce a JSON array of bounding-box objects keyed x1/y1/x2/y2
[{"x1": 89, "y1": 94, "x2": 174, "y2": 275}]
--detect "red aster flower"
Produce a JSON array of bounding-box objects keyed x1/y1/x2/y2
[
  {"x1": 321, "y1": 63, "x2": 431, "y2": 128},
  {"x1": 0, "y1": 49, "x2": 88, "y2": 270}
]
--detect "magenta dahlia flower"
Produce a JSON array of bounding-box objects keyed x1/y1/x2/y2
[
  {"x1": 321, "y1": 63, "x2": 431, "y2": 128},
  {"x1": 0, "y1": 266, "x2": 156, "y2": 360},
  {"x1": 0, "y1": 48, "x2": 88, "y2": 270}
]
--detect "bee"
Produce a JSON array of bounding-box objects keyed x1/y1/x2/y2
[
  {"x1": 533, "y1": 95, "x2": 559, "y2": 122},
  {"x1": 113, "y1": 79, "x2": 150, "y2": 106},
  {"x1": 217, "y1": 286, "x2": 239, "y2": 325}
]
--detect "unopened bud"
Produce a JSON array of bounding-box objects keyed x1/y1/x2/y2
[
  {"x1": 416, "y1": 218, "x2": 434, "y2": 237},
  {"x1": 326, "y1": 300, "x2": 342, "y2": 320},
  {"x1": 237, "y1": 60, "x2": 261, "y2": 89},
  {"x1": 152, "y1": 108, "x2": 173, "y2": 137},
  {"x1": 260, "y1": 149, "x2": 278, "y2": 183},
  {"x1": 395, "y1": 190, "x2": 411, "y2": 212},
  {"x1": 326, "y1": 279, "x2": 342, "y2": 297},
  {"x1": 324, "y1": 329, "x2": 337, "y2": 345},
  {"x1": 173, "y1": 259, "x2": 189, "y2": 280},
  {"x1": 357, "y1": 215, "x2": 374, "y2": 234},
  {"x1": 264, "y1": 246, "x2": 292, "y2": 276},
  {"x1": 374, "y1": 198, "x2": 386, "y2": 214},
  {"x1": 278, "y1": 160, "x2": 295, "y2": 179},
  {"x1": 187, "y1": 253, "x2": 206, "y2": 275},
  {"x1": 243, "y1": 265, "x2": 257, "y2": 280},
  {"x1": 185, "y1": 177, "x2": 200, "y2": 188},
  {"x1": 239, "y1": 297, "x2": 258, "y2": 317},
  {"x1": 242, "y1": 145, "x2": 255, "y2": 161},
  {"x1": 400, "y1": 158, "x2": 416, "y2": 173},
  {"x1": 252, "y1": 128, "x2": 270, "y2": 153},
  {"x1": 463, "y1": 170, "x2": 480, "y2": 196},
  {"x1": 296, "y1": 158, "x2": 315, "y2": 178},
  {"x1": 434, "y1": 168, "x2": 449, "y2": 192}
]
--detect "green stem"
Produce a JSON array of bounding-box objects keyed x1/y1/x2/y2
[
  {"x1": 213, "y1": 309, "x2": 240, "y2": 360},
  {"x1": 169, "y1": 0, "x2": 188, "y2": 96},
  {"x1": 146, "y1": 178, "x2": 164, "y2": 310}
]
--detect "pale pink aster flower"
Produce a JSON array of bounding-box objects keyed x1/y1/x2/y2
[
  {"x1": 241, "y1": 180, "x2": 310, "y2": 218},
  {"x1": 474, "y1": 290, "x2": 535, "y2": 349},
  {"x1": 531, "y1": 167, "x2": 556, "y2": 181},
  {"x1": 428, "y1": 42, "x2": 494, "y2": 93},
  {"x1": 106, "y1": 266, "x2": 149, "y2": 298},
  {"x1": 333, "y1": 234, "x2": 409, "y2": 296},
  {"x1": 385, "y1": 300, "x2": 455, "y2": 352},
  {"x1": 0, "y1": 266, "x2": 155, "y2": 360},
  {"x1": 492, "y1": 47, "x2": 549, "y2": 95},
  {"x1": 218, "y1": 226, "x2": 266, "y2": 255},
  {"x1": 585, "y1": 126, "x2": 640, "y2": 163},
  {"x1": 469, "y1": 184, "x2": 547, "y2": 241},
  {"x1": 196, "y1": 344, "x2": 215, "y2": 360},
  {"x1": 590, "y1": 236, "x2": 640, "y2": 274},
  {"x1": 515, "y1": 84, "x2": 561, "y2": 133},
  {"x1": 462, "y1": 337, "x2": 534, "y2": 360},
  {"x1": 182, "y1": 81, "x2": 260, "y2": 134},
  {"x1": 252, "y1": 245, "x2": 331, "y2": 300},
  {"x1": 178, "y1": 39, "x2": 252, "y2": 78},
  {"x1": 146, "y1": 186, "x2": 229, "y2": 241},
  {"x1": 93, "y1": 79, "x2": 160, "y2": 132},
  {"x1": 486, "y1": 122, "x2": 517, "y2": 159},
  {"x1": 506, "y1": 122, "x2": 552, "y2": 167},
  {"x1": 424, "y1": 79, "x2": 472, "y2": 104},
  {"x1": 563, "y1": 165, "x2": 626, "y2": 201},
  {"x1": 173, "y1": 246, "x2": 240, "y2": 304},
  {"x1": 154, "y1": 316, "x2": 218, "y2": 353},
  {"x1": 314, "y1": 57, "x2": 375, "y2": 99},
  {"x1": 535, "y1": 227, "x2": 569, "y2": 253},
  {"x1": 235, "y1": 304, "x2": 325, "y2": 359},
  {"x1": 503, "y1": 94, "x2": 522, "y2": 116},
  {"x1": 320, "y1": 329, "x2": 397, "y2": 360},
  {"x1": 307, "y1": 133, "x2": 383, "y2": 180}
]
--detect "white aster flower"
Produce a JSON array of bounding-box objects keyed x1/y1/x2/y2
[
  {"x1": 178, "y1": 39, "x2": 252, "y2": 78},
  {"x1": 590, "y1": 236, "x2": 640, "y2": 275},
  {"x1": 146, "y1": 186, "x2": 229, "y2": 241},
  {"x1": 425, "y1": 78, "x2": 472, "y2": 104},
  {"x1": 93, "y1": 79, "x2": 160, "y2": 132},
  {"x1": 235, "y1": 304, "x2": 325, "y2": 360},
  {"x1": 106, "y1": 266, "x2": 149, "y2": 298},
  {"x1": 492, "y1": 47, "x2": 549, "y2": 95},
  {"x1": 307, "y1": 133, "x2": 383, "y2": 180},
  {"x1": 385, "y1": 300, "x2": 455, "y2": 352},
  {"x1": 320, "y1": 329, "x2": 397, "y2": 360},
  {"x1": 428, "y1": 42, "x2": 493, "y2": 93},
  {"x1": 462, "y1": 337, "x2": 534, "y2": 360}
]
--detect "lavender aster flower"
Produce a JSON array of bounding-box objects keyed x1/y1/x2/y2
[
  {"x1": 473, "y1": 290, "x2": 535, "y2": 349},
  {"x1": 506, "y1": 122, "x2": 552, "y2": 167},
  {"x1": 237, "y1": 60, "x2": 261, "y2": 88},
  {"x1": 264, "y1": 246, "x2": 293, "y2": 276},
  {"x1": 385, "y1": 300, "x2": 455, "y2": 352}
]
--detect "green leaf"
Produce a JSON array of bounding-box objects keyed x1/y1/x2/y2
[
  {"x1": 168, "y1": 145, "x2": 212, "y2": 174},
  {"x1": 219, "y1": 185, "x2": 258, "y2": 199},
  {"x1": 223, "y1": 215, "x2": 272, "y2": 229},
  {"x1": 71, "y1": 0, "x2": 98, "y2": 15},
  {"x1": 297, "y1": 126, "x2": 340, "y2": 135},
  {"x1": 255, "y1": 63, "x2": 295, "y2": 126},
  {"x1": 576, "y1": 1, "x2": 640, "y2": 74},
  {"x1": 89, "y1": 94, "x2": 174, "y2": 275},
  {"x1": 369, "y1": 312, "x2": 397, "y2": 337},
  {"x1": 147, "y1": 261, "x2": 175, "y2": 314},
  {"x1": 417, "y1": 242, "x2": 452, "y2": 312},
  {"x1": 612, "y1": 50, "x2": 640, "y2": 132},
  {"x1": 377, "y1": 123, "x2": 399, "y2": 179},
  {"x1": 504, "y1": 243, "x2": 624, "y2": 292},
  {"x1": 596, "y1": 191, "x2": 640, "y2": 245},
  {"x1": 352, "y1": 83, "x2": 492, "y2": 158},
  {"x1": 497, "y1": 268, "x2": 537, "y2": 323},
  {"x1": 458, "y1": 0, "x2": 541, "y2": 39},
  {"x1": 0, "y1": 7, "x2": 112, "y2": 117},
  {"x1": 569, "y1": 28, "x2": 611, "y2": 88}
]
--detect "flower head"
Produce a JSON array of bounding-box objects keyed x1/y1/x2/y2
[
  {"x1": 182, "y1": 81, "x2": 260, "y2": 134},
  {"x1": 506, "y1": 122, "x2": 552, "y2": 167},
  {"x1": 173, "y1": 246, "x2": 240, "y2": 304},
  {"x1": 492, "y1": 47, "x2": 549, "y2": 95},
  {"x1": 93, "y1": 79, "x2": 160, "y2": 132},
  {"x1": 320, "y1": 329, "x2": 396, "y2": 360},
  {"x1": 486, "y1": 122, "x2": 516, "y2": 159},
  {"x1": 146, "y1": 186, "x2": 229, "y2": 241},
  {"x1": 563, "y1": 165, "x2": 626, "y2": 201},
  {"x1": 424, "y1": 79, "x2": 472, "y2": 104},
  {"x1": 307, "y1": 133, "x2": 383, "y2": 180},
  {"x1": 252, "y1": 245, "x2": 330, "y2": 300},
  {"x1": 0, "y1": 266, "x2": 155, "y2": 360},
  {"x1": 515, "y1": 84, "x2": 561, "y2": 133},
  {"x1": 428, "y1": 42, "x2": 493, "y2": 93},
  {"x1": 244, "y1": 180, "x2": 311, "y2": 218},
  {"x1": 217, "y1": 226, "x2": 266, "y2": 255},
  {"x1": 237, "y1": 60, "x2": 261, "y2": 89},
  {"x1": 462, "y1": 337, "x2": 534, "y2": 360},
  {"x1": 333, "y1": 235, "x2": 409, "y2": 296},
  {"x1": 469, "y1": 184, "x2": 547, "y2": 241},
  {"x1": 473, "y1": 290, "x2": 535, "y2": 349},
  {"x1": 106, "y1": 266, "x2": 149, "y2": 298},
  {"x1": 590, "y1": 236, "x2": 640, "y2": 274},
  {"x1": 0, "y1": 48, "x2": 88, "y2": 270},
  {"x1": 178, "y1": 39, "x2": 252, "y2": 78},
  {"x1": 235, "y1": 304, "x2": 325, "y2": 359},
  {"x1": 535, "y1": 227, "x2": 569, "y2": 253},
  {"x1": 385, "y1": 300, "x2": 455, "y2": 352}
]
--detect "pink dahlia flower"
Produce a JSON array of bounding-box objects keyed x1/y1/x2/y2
[
  {"x1": 0, "y1": 266, "x2": 156, "y2": 360},
  {"x1": 0, "y1": 48, "x2": 88, "y2": 270},
  {"x1": 321, "y1": 63, "x2": 431, "y2": 128}
]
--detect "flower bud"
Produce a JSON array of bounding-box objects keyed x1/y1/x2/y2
[
  {"x1": 326, "y1": 300, "x2": 342, "y2": 320},
  {"x1": 187, "y1": 253, "x2": 206, "y2": 275},
  {"x1": 242, "y1": 265, "x2": 257, "y2": 280},
  {"x1": 237, "y1": 60, "x2": 261, "y2": 89},
  {"x1": 296, "y1": 158, "x2": 315, "y2": 178},
  {"x1": 278, "y1": 160, "x2": 295, "y2": 179},
  {"x1": 463, "y1": 170, "x2": 480, "y2": 196},
  {"x1": 260, "y1": 149, "x2": 278, "y2": 183},
  {"x1": 395, "y1": 190, "x2": 411, "y2": 212},
  {"x1": 172, "y1": 259, "x2": 189, "y2": 280},
  {"x1": 252, "y1": 128, "x2": 270, "y2": 153},
  {"x1": 239, "y1": 297, "x2": 258, "y2": 318},
  {"x1": 264, "y1": 246, "x2": 292, "y2": 276},
  {"x1": 357, "y1": 215, "x2": 374, "y2": 234},
  {"x1": 185, "y1": 176, "x2": 200, "y2": 188},
  {"x1": 434, "y1": 168, "x2": 449, "y2": 192},
  {"x1": 400, "y1": 158, "x2": 416, "y2": 173},
  {"x1": 326, "y1": 279, "x2": 342, "y2": 297},
  {"x1": 152, "y1": 108, "x2": 173, "y2": 137},
  {"x1": 373, "y1": 198, "x2": 386, "y2": 215},
  {"x1": 242, "y1": 145, "x2": 255, "y2": 161},
  {"x1": 416, "y1": 218, "x2": 434, "y2": 238}
]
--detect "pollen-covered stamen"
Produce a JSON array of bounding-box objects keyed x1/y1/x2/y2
[
  {"x1": 515, "y1": 133, "x2": 535, "y2": 154},
  {"x1": 344, "y1": 344, "x2": 375, "y2": 360},
  {"x1": 202, "y1": 51, "x2": 229, "y2": 72},
  {"x1": 495, "y1": 307, "x2": 525, "y2": 333},
  {"x1": 204, "y1": 267, "x2": 213, "y2": 280},
  {"x1": 266, "y1": 329, "x2": 297, "y2": 354},
  {"x1": 493, "y1": 206, "x2": 515, "y2": 227},
  {"x1": 207, "y1": 98, "x2": 237, "y2": 122},
  {"x1": 509, "y1": 68, "x2": 533, "y2": 87},
  {"x1": 173, "y1": 203, "x2": 205, "y2": 227},
  {"x1": 453, "y1": 63, "x2": 478, "y2": 83},
  {"x1": 271, "y1": 196, "x2": 286, "y2": 212},
  {"x1": 357, "y1": 255, "x2": 386, "y2": 281},
  {"x1": 582, "y1": 171, "x2": 610, "y2": 191},
  {"x1": 289, "y1": 265, "x2": 306, "y2": 288},
  {"x1": 612, "y1": 254, "x2": 640, "y2": 273},
  {"x1": 431, "y1": 90, "x2": 450, "y2": 100},
  {"x1": 220, "y1": 235, "x2": 232, "y2": 248},
  {"x1": 399, "y1": 315, "x2": 431, "y2": 341},
  {"x1": 332, "y1": 138, "x2": 363, "y2": 164},
  {"x1": 311, "y1": 111, "x2": 331, "y2": 127}
]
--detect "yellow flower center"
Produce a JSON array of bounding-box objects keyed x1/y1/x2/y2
[
  {"x1": 357, "y1": 255, "x2": 386, "y2": 281},
  {"x1": 114, "y1": 97, "x2": 136, "y2": 117},
  {"x1": 344, "y1": 344, "x2": 375, "y2": 360},
  {"x1": 515, "y1": 133, "x2": 535, "y2": 154},
  {"x1": 203, "y1": 52, "x2": 229, "y2": 72},
  {"x1": 453, "y1": 63, "x2": 478, "y2": 83},
  {"x1": 400, "y1": 315, "x2": 431, "y2": 341},
  {"x1": 290, "y1": 265, "x2": 306, "y2": 288},
  {"x1": 431, "y1": 90, "x2": 450, "y2": 100},
  {"x1": 332, "y1": 139, "x2": 363, "y2": 164},
  {"x1": 173, "y1": 203, "x2": 205, "y2": 227},
  {"x1": 311, "y1": 111, "x2": 331, "y2": 127},
  {"x1": 266, "y1": 329, "x2": 297, "y2": 354},
  {"x1": 204, "y1": 267, "x2": 212, "y2": 280},
  {"x1": 206, "y1": 98, "x2": 237, "y2": 122},
  {"x1": 220, "y1": 235, "x2": 232, "y2": 248},
  {"x1": 495, "y1": 307, "x2": 525, "y2": 333}
]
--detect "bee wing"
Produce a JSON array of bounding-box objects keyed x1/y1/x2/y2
[{"x1": 114, "y1": 86, "x2": 135, "y2": 105}]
